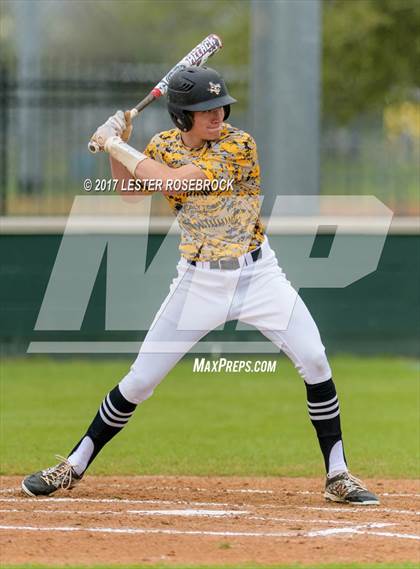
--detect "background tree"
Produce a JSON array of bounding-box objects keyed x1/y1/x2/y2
[{"x1": 323, "y1": 0, "x2": 420, "y2": 122}]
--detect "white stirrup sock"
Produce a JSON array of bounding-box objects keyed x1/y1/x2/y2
[
  {"x1": 327, "y1": 441, "x2": 348, "y2": 478},
  {"x1": 68, "y1": 436, "x2": 94, "y2": 476}
]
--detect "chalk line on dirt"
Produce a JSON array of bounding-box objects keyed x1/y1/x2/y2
[
  {"x1": 0, "y1": 508, "x2": 384, "y2": 526},
  {"x1": 89, "y1": 485, "x2": 420, "y2": 499},
  {"x1": 1, "y1": 522, "x2": 418, "y2": 541},
  {"x1": 0, "y1": 497, "x2": 232, "y2": 507},
  {"x1": 297, "y1": 505, "x2": 419, "y2": 516},
  {"x1": 133, "y1": 486, "x2": 275, "y2": 495},
  {"x1": 1, "y1": 497, "x2": 418, "y2": 517},
  {"x1": 0, "y1": 507, "x2": 249, "y2": 518},
  {"x1": 307, "y1": 522, "x2": 391, "y2": 536},
  {"x1": 0, "y1": 524, "x2": 319, "y2": 538}
]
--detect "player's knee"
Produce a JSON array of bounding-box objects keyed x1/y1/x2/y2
[
  {"x1": 118, "y1": 368, "x2": 159, "y2": 405},
  {"x1": 302, "y1": 348, "x2": 331, "y2": 385}
]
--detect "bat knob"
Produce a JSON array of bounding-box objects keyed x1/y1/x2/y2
[{"x1": 88, "y1": 141, "x2": 100, "y2": 154}]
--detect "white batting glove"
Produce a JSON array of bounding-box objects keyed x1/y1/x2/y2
[{"x1": 90, "y1": 110, "x2": 133, "y2": 151}]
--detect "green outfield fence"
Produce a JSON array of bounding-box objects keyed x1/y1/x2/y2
[
  {"x1": 0, "y1": 224, "x2": 419, "y2": 357},
  {"x1": 0, "y1": 58, "x2": 419, "y2": 215}
]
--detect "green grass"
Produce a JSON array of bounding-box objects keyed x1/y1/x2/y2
[{"x1": 0, "y1": 356, "x2": 418, "y2": 477}]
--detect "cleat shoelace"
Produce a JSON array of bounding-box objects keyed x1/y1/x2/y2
[
  {"x1": 331, "y1": 473, "x2": 368, "y2": 497},
  {"x1": 40, "y1": 455, "x2": 75, "y2": 490}
]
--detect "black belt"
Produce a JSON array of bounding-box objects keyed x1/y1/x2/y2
[{"x1": 189, "y1": 246, "x2": 262, "y2": 270}]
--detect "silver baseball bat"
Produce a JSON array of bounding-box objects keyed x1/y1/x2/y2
[{"x1": 88, "y1": 34, "x2": 222, "y2": 153}]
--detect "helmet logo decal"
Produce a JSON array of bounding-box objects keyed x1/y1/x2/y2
[{"x1": 208, "y1": 81, "x2": 221, "y2": 95}]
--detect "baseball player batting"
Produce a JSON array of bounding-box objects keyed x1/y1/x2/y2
[{"x1": 22, "y1": 66, "x2": 379, "y2": 505}]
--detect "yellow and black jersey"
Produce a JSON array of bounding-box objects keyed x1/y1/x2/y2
[{"x1": 144, "y1": 123, "x2": 265, "y2": 261}]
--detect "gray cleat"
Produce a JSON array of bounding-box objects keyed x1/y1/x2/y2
[
  {"x1": 325, "y1": 471, "x2": 379, "y2": 505},
  {"x1": 21, "y1": 455, "x2": 82, "y2": 497}
]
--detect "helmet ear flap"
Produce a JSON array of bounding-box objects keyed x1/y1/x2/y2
[
  {"x1": 169, "y1": 107, "x2": 193, "y2": 132},
  {"x1": 181, "y1": 110, "x2": 193, "y2": 132}
]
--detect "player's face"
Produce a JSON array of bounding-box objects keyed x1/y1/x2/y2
[{"x1": 191, "y1": 107, "x2": 225, "y2": 140}]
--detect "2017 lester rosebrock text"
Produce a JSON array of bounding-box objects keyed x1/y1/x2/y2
[{"x1": 121, "y1": 178, "x2": 234, "y2": 192}]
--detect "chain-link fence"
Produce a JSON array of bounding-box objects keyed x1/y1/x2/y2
[{"x1": 0, "y1": 59, "x2": 418, "y2": 215}]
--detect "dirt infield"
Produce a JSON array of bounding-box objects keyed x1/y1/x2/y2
[{"x1": 0, "y1": 476, "x2": 418, "y2": 566}]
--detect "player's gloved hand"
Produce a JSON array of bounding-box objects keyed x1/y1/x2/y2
[{"x1": 90, "y1": 110, "x2": 132, "y2": 151}]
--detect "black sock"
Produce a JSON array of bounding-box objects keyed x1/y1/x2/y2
[
  {"x1": 305, "y1": 378, "x2": 347, "y2": 474},
  {"x1": 68, "y1": 384, "x2": 136, "y2": 474}
]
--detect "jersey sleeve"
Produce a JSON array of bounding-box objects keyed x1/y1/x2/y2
[{"x1": 190, "y1": 132, "x2": 260, "y2": 185}]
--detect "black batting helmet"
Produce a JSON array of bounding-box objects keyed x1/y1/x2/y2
[{"x1": 167, "y1": 66, "x2": 237, "y2": 132}]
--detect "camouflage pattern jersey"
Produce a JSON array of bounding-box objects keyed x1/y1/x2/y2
[{"x1": 144, "y1": 123, "x2": 265, "y2": 262}]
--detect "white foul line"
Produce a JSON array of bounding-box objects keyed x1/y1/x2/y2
[
  {"x1": 0, "y1": 524, "x2": 320, "y2": 538},
  {"x1": 246, "y1": 515, "x2": 379, "y2": 526},
  {"x1": 352, "y1": 530, "x2": 420, "y2": 540},
  {"x1": 0, "y1": 497, "x2": 232, "y2": 508},
  {"x1": 1, "y1": 497, "x2": 418, "y2": 517},
  {"x1": 306, "y1": 523, "x2": 391, "y2": 536},
  {"x1": 0, "y1": 508, "x2": 378, "y2": 526},
  {"x1": 297, "y1": 505, "x2": 420, "y2": 516},
  {"x1": 0, "y1": 508, "x2": 248, "y2": 518},
  {"x1": 1, "y1": 522, "x2": 418, "y2": 541},
  {"x1": 97, "y1": 485, "x2": 419, "y2": 499},
  {"x1": 139, "y1": 486, "x2": 275, "y2": 495},
  {"x1": 129, "y1": 509, "x2": 246, "y2": 517}
]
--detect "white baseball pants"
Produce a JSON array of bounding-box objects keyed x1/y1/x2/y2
[{"x1": 119, "y1": 238, "x2": 332, "y2": 404}]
